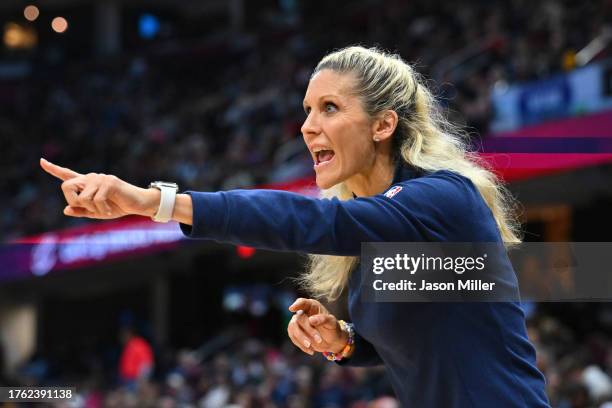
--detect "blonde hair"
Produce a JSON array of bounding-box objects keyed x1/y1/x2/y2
[{"x1": 299, "y1": 46, "x2": 523, "y2": 301}]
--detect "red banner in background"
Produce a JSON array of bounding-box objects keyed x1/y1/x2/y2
[
  {"x1": 5, "y1": 218, "x2": 183, "y2": 281},
  {"x1": 482, "y1": 109, "x2": 612, "y2": 181}
]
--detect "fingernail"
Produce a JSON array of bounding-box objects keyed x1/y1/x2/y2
[
  {"x1": 296, "y1": 310, "x2": 303, "y2": 316},
  {"x1": 303, "y1": 340, "x2": 310, "y2": 348},
  {"x1": 314, "y1": 334, "x2": 322, "y2": 343}
]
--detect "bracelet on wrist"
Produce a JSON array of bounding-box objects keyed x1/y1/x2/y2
[{"x1": 323, "y1": 320, "x2": 355, "y2": 362}]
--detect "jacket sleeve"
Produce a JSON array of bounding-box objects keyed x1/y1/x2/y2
[
  {"x1": 178, "y1": 171, "x2": 481, "y2": 256},
  {"x1": 336, "y1": 329, "x2": 384, "y2": 367}
]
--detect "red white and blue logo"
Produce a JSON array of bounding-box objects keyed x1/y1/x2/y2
[{"x1": 384, "y1": 185, "x2": 403, "y2": 198}]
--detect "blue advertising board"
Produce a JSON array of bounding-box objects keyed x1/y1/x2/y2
[{"x1": 491, "y1": 59, "x2": 612, "y2": 133}]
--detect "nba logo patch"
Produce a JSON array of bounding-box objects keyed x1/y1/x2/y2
[{"x1": 384, "y1": 186, "x2": 403, "y2": 198}]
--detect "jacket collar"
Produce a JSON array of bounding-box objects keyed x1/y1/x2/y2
[{"x1": 392, "y1": 160, "x2": 423, "y2": 184}]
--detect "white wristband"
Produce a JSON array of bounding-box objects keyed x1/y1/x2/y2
[{"x1": 148, "y1": 181, "x2": 178, "y2": 223}]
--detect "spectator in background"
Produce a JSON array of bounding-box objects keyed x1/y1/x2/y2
[{"x1": 118, "y1": 325, "x2": 154, "y2": 390}]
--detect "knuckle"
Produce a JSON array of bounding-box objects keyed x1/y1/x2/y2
[{"x1": 105, "y1": 175, "x2": 119, "y2": 188}]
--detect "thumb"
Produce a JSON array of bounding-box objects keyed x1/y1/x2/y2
[
  {"x1": 64, "y1": 206, "x2": 92, "y2": 218},
  {"x1": 288, "y1": 298, "x2": 315, "y2": 313},
  {"x1": 308, "y1": 314, "x2": 337, "y2": 330}
]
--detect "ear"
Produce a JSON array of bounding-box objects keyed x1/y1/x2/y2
[{"x1": 371, "y1": 110, "x2": 398, "y2": 143}]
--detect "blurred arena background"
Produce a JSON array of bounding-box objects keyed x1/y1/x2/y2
[{"x1": 0, "y1": 0, "x2": 612, "y2": 407}]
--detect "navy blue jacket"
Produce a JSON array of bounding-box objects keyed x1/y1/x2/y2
[{"x1": 179, "y1": 162, "x2": 550, "y2": 407}]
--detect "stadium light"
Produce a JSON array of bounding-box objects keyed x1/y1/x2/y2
[
  {"x1": 4, "y1": 22, "x2": 37, "y2": 49},
  {"x1": 24, "y1": 5, "x2": 40, "y2": 22},
  {"x1": 139, "y1": 13, "x2": 160, "y2": 39},
  {"x1": 236, "y1": 245, "x2": 256, "y2": 259},
  {"x1": 51, "y1": 17, "x2": 68, "y2": 33}
]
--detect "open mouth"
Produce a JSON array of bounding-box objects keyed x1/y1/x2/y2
[{"x1": 314, "y1": 149, "x2": 335, "y2": 167}]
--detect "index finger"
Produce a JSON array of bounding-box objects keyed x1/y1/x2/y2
[{"x1": 40, "y1": 158, "x2": 81, "y2": 181}]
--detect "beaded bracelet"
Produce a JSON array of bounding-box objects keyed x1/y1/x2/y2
[{"x1": 322, "y1": 320, "x2": 355, "y2": 362}]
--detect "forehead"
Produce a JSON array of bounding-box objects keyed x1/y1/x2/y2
[{"x1": 303, "y1": 69, "x2": 357, "y2": 103}]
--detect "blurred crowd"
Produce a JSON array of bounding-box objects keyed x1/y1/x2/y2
[
  {"x1": 10, "y1": 334, "x2": 398, "y2": 408},
  {"x1": 525, "y1": 303, "x2": 612, "y2": 408},
  {"x1": 1, "y1": 0, "x2": 609, "y2": 241},
  {"x1": 2, "y1": 303, "x2": 612, "y2": 407}
]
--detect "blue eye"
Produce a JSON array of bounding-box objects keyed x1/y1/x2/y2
[{"x1": 325, "y1": 102, "x2": 338, "y2": 113}]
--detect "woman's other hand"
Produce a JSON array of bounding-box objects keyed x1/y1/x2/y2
[
  {"x1": 40, "y1": 158, "x2": 160, "y2": 219},
  {"x1": 287, "y1": 297, "x2": 348, "y2": 356}
]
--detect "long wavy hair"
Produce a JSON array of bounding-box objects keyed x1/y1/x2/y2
[{"x1": 298, "y1": 46, "x2": 522, "y2": 302}]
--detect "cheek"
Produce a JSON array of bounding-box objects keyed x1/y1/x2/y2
[
  {"x1": 341, "y1": 142, "x2": 369, "y2": 169},
  {"x1": 336, "y1": 128, "x2": 374, "y2": 171}
]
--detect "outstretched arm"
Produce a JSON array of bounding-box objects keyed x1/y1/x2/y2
[{"x1": 41, "y1": 159, "x2": 476, "y2": 257}]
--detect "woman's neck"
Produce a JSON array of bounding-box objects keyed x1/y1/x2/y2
[{"x1": 346, "y1": 153, "x2": 395, "y2": 197}]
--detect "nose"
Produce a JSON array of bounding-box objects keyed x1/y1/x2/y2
[{"x1": 301, "y1": 111, "x2": 321, "y2": 141}]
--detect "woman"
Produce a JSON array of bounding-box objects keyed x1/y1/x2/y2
[{"x1": 41, "y1": 46, "x2": 550, "y2": 407}]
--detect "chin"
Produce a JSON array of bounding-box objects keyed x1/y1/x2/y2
[
  {"x1": 315, "y1": 177, "x2": 333, "y2": 190},
  {"x1": 315, "y1": 173, "x2": 343, "y2": 191}
]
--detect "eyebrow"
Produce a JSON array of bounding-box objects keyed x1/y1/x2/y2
[{"x1": 302, "y1": 94, "x2": 339, "y2": 108}]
